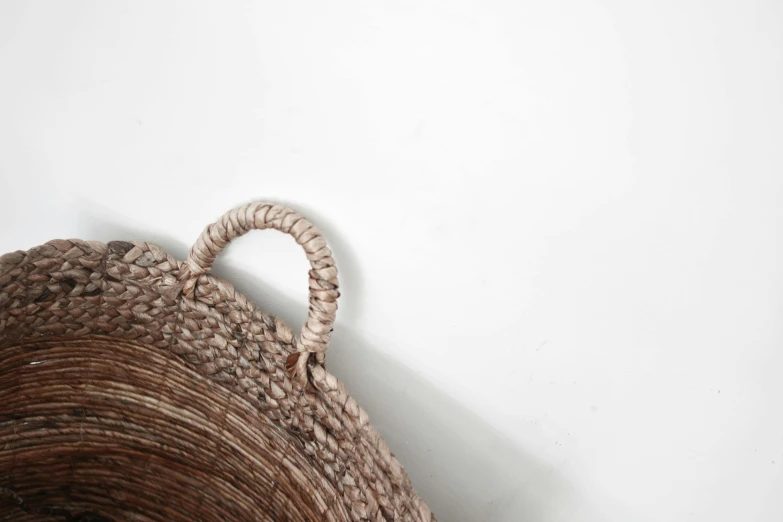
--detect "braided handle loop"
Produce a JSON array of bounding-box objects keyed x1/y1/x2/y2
[{"x1": 181, "y1": 202, "x2": 339, "y2": 385}]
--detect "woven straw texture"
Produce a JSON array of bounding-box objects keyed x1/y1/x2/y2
[{"x1": 0, "y1": 202, "x2": 434, "y2": 522}]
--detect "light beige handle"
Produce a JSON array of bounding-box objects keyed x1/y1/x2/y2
[{"x1": 181, "y1": 202, "x2": 339, "y2": 385}]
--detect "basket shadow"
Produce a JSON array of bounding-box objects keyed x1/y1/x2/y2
[
  {"x1": 77, "y1": 209, "x2": 589, "y2": 522},
  {"x1": 204, "y1": 268, "x2": 587, "y2": 522}
]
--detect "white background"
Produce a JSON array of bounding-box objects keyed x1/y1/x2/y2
[{"x1": 1, "y1": 1, "x2": 782, "y2": 520}]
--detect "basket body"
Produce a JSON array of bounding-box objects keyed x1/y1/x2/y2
[{"x1": 0, "y1": 204, "x2": 433, "y2": 521}]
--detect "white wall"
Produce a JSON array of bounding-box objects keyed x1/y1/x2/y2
[{"x1": 1, "y1": 1, "x2": 782, "y2": 520}]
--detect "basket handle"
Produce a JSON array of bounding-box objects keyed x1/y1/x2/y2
[{"x1": 180, "y1": 202, "x2": 339, "y2": 386}]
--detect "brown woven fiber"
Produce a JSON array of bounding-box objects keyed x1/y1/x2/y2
[{"x1": 0, "y1": 202, "x2": 434, "y2": 521}]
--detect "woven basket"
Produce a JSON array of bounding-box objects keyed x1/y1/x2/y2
[{"x1": 0, "y1": 202, "x2": 434, "y2": 522}]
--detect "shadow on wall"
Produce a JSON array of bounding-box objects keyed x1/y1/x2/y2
[{"x1": 78, "y1": 204, "x2": 589, "y2": 522}]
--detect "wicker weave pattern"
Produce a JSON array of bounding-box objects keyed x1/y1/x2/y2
[
  {"x1": 0, "y1": 203, "x2": 434, "y2": 521},
  {"x1": 0, "y1": 337, "x2": 350, "y2": 521}
]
